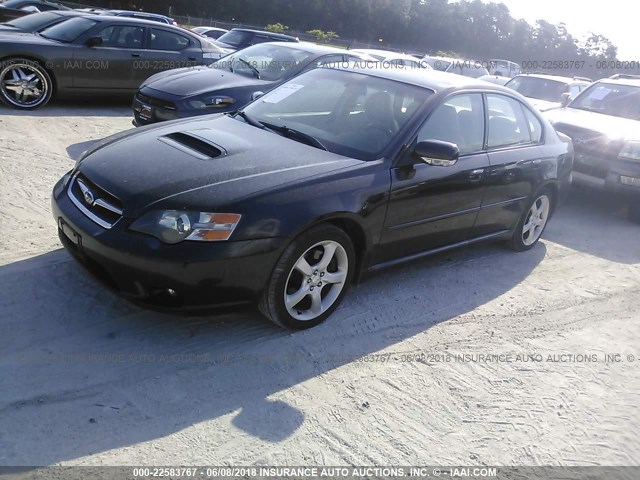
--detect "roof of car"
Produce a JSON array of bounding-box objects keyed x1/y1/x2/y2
[
  {"x1": 267, "y1": 41, "x2": 348, "y2": 55},
  {"x1": 90, "y1": 15, "x2": 185, "y2": 29},
  {"x1": 352, "y1": 48, "x2": 418, "y2": 61},
  {"x1": 599, "y1": 77, "x2": 640, "y2": 87},
  {"x1": 228, "y1": 28, "x2": 298, "y2": 39},
  {"x1": 512, "y1": 73, "x2": 589, "y2": 84},
  {"x1": 335, "y1": 62, "x2": 512, "y2": 92}
]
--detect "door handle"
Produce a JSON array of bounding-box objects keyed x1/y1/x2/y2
[
  {"x1": 131, "y1": 53, "x2": 141, "y2": 58},
  {"x1": 469, "y1": 169, "x2": 484, "y2": 181}
]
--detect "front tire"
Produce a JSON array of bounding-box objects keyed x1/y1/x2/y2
[
  {"x1": 259, "y1": 224, "x2": 355, "y2": 329},
  {"x1": 508, "y1": 190, "x2": 552, "y2": 252},
  {"x1": 0, "y1": 58, "x2": 53, "y2": 110}
]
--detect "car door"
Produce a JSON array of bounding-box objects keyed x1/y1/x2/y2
[
  {"x1": 133, "y1": 27, "x2": 203, "y2": 86},
  {"x1": 376, "y1": 93, "x2": 490, "y2": 264},
  {"x1": 72, "y1": 23, "x2": 146, "y2": 90},
  {"x1": 475, "y1": 93, "x2": 545, "y2": 236}
]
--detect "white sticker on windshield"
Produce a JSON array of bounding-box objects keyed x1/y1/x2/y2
[
  {"x1": 263, "y1": 84, "x2": 304, "y2": 104},
  {"x1": 590, "y1": 87, "x2": 612, "y2": 101}
]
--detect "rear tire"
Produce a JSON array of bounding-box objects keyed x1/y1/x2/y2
[
  {"x1": 259, "y1": 224, "x2": 355, "y2": 330},
  {"x1": 508, "y1": 189, "x2": 553, "y2": 252}
]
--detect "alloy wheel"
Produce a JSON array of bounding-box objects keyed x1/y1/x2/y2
[
  {"x1": 0, "y1": 62, "x2": 50, "y2": 109},
  {"x1": 522, "y1": 195, "x2": 550, "y2": 246},
  {"x1": 284, "y1": 240, "x2": 349, "y2": 322}
]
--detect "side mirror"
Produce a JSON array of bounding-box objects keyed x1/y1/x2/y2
[
  {"x1": 86, "y1": 36, "x2": 103, "y2": 48},
  {"x1": 251, "y1": 91, "x2": 265, "y2": 101},
  {"x1": 560, "y1": 92, "x2": 571, "y2": 107},
  {"x1": 414, "y1": 140, "x2": 459, "y2": 166}
]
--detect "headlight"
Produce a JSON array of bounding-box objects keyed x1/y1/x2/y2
[
  {"x1": 130, "y1": 211, "x2": 241, "y2": 244},
  {"x1": 619, "y1": 141, "x2": 640, "y2": 161},
  {"x1": 187, "y1": 95, "x2": 236, "y2": 109}
]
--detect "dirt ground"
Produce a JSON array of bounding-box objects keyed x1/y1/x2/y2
[{"x1": 0, "y1": 101, "x2": 639, "y2": 467}]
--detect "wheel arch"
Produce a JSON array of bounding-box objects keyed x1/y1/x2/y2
[{"x1": 286, "y1": 213, "x2": 371, "y2": 284}]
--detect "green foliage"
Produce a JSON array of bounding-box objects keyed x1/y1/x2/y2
[
  {"x1": 307, "y1": 29, "x2": 340, "y2": 43},
  {"x1": 265, "y1": 23, "x2": 289, "y2": 33}
]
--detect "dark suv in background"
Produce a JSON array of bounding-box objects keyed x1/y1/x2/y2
[
  {"x1": 545, "y1": 75, "x2": 640, "y2": 222},
  {"x1": 213, "y1": 28, "x2": 299, "y2": 53}
]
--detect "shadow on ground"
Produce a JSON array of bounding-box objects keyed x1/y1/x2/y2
[
  {"x1": 0, "y1": 98, "x2": 132, "y2": 118},
  {"x1": 545, "y1": 186, "x2": 640, "y2": 264},
  {"x1": 0, "y1": 238, "x2": 546, "y2": 464}
]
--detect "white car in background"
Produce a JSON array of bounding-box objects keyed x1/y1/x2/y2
[
  {"x1": 350, "y1": 48, "x2": 432, "y2": 69},
  {"x1": 423, "y1": 55, "x2": 489, "y2": 78},
  {"x1": 505, "y1": 73, "x2": 592, "y2": 111},
  {"x1": 191, "y1": 26, "x2": 228, "y2": 40}
]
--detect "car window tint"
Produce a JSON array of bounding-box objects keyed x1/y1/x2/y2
[
  {"x1": 487, "y1": 94, "x2": 531, "y2": 148},
  {"x1": 244, "y1": 68, "x2": 434, "y2": 160},
  {"x1": 523, "y1": 107, "x2": 543, "y2": 143},
  {"x1": 418, "y1": 94, "x2": 485, "y2": 155},
  {"x1": 314, "y1": 55, "x2": 344, "y2": 67},
  {"x1": 150, "y1": 28, "x2": 190, "y2": 51},
  {"x1": 96, "y1": 25, "x2": 144, "y2": 49}
]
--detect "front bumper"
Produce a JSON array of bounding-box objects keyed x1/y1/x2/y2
[
  {"x1": 52, "y1": 174, "x2": 286, "y2": 310},
  {"x1": 573, "y1": 158, "x2": 640, "y2": 201}
]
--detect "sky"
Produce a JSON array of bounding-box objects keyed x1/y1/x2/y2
[{"x1": 484, "y1": 0, "x2": 638, "y2": 60}]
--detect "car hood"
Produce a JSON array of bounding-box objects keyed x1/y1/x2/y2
[
  {"x1": 0, "y1": 31, "x2": 57, "y2": 45},
  {"x1": 528, "y1": 98, "x2": 561, "y2": 112},
  {"x1": 141, "y1": 66, "x2": 272, "y2": 98},
  {"x1": 77, "y1": 115, "x2": 360, "y2": 217},
  {"x1": 0, "y1": 26, "x2": 23, "y2": 33},
  {"x1": 545, "y1": 107, "x2": 640, "y2": 142}
]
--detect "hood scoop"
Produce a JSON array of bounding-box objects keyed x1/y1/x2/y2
[{"x1": 158, "y1": 131, "x2": 225, "y2": 160}]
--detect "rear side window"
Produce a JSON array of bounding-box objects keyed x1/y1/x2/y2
[
  {"x1": 150, "y1": 28, "x2": 190, "y2": 51},
  {"x1": 523, "y1": 107, "x2": 543, "y2": 143},
  {"x1": 487, "y1": 94, "x2": 532, "y2": 148}
]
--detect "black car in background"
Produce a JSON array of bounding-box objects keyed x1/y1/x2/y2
[
  {"x1": 0, "y1": 16, "x2": 225, "y2": 109},
  {"x1": 133, "y1": 42, "x2": 369, "y2": 125},
  {"x1": 213, "y1": 28, "x2": 299, "y2": 53},
  {"x1": 0, "y1": 10, "x2": 89, "y2": 34},
  {"x1": 54, "y1": 65, "x2": 572, "y2": 329},
  {"x1": 545, "y1": 75, "x2": 640, "y2": 222}
]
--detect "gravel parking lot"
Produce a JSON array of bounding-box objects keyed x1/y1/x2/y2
[{"x1": 0, "y1": 102, "x2": 639, "y2": 466}]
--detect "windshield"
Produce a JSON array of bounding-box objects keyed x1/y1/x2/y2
[
  {"x1": 213, "y1": 43, "x2": 316, "y2": 82},
  {"x1": 241, "y1": 68, "x2": 434, "y2": 160},
  {"x1": 6, "y1": 11, "x2": 58, "y2": 29},
  {"x1": 570, "y1": 82, "x2": 640, "y2": 120},
  {"x1": 506, "y1": 77, "x2": 568, "y2": 102},
  {"x1": 39, "y1": 17, "x2": 97, "y2": 43},
  {"x1": 216, "y1": 30, "x2": 250, "y2": 48}
]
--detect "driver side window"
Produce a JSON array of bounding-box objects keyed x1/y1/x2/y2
[{"x1": 418, "y1": 94, "x2": 485, "y2": 155}]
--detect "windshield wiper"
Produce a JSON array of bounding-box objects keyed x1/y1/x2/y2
[
  {"x1": 236, "y1": 58, "x2": 261, "y2": 79},
  {"x1": 234, "y1": 110, "x2": 265, "y2": 129},
  {"x1": 261, "y1": 122, "x2": 328, "y2": 151}
]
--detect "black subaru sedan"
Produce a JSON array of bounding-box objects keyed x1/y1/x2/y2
[{"x1": 53, "y1": 65, "x2": 573, "y2": 329}]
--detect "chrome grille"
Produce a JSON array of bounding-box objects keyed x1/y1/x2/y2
[{"x1": 68, "y1": 173, "x2": 123, "y2": 229}]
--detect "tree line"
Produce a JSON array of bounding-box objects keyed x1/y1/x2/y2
[{"x1": 80, "y1": 0, "x2": 626, "y2": 78}]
